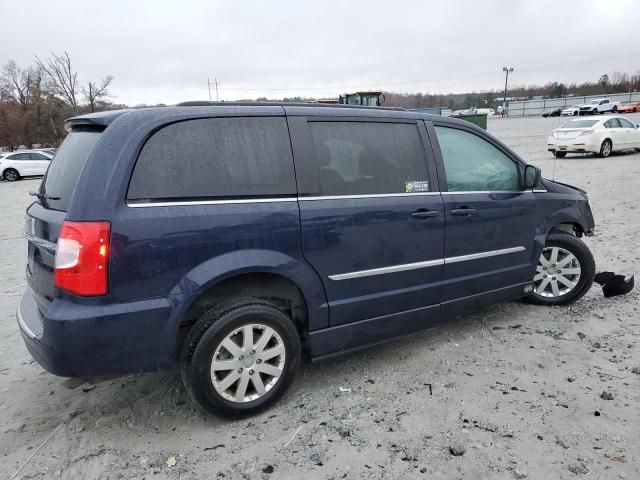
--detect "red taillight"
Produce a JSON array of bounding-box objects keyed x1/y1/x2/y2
[{"x1": 55, "y1": 221, "x2": 111, "y2": 296}]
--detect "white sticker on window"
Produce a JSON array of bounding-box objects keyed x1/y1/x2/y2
[{"x1": 405, "y1": 180, "x2": 430, "y2": 193}]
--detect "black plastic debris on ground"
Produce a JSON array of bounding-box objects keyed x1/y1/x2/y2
[{"x1": 594, "y1": 272, "x2": 635, "y2": 297}]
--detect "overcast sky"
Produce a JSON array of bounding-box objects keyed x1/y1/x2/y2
[{"x1": 2, "y1": 0, "x2": 639, "y2": 105}]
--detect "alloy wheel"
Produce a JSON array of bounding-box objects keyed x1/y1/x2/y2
[
  {"x1": 534, "y1": 247, "x2": 582, "y2": 298},
  {"x1": 210, "y1": 324, "x2": 286, "y2": 403}
]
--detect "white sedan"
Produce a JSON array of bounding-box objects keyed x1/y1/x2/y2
[
  {"x1": 0, "y1": 150, "x2": 53, "y2": 181},
  {"x1": 547, "y1": 115, "x2": 640, "y2": 158},
  {"x1": 561, "y1": 104, "x2": 581, "y2": 116}
]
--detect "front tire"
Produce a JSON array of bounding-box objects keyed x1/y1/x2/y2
[
  {"x1": 599, "y1": 139, "x2": 612, "y2": 158},
  {"x1": 3, "y1": 168, "x2": 19, "y2": 182},
  {"x1": 527, "y1": 233, "x2": 595, "y2": 306},
  {"x1": 180, "y1": 298, "x2": 301, "y2": 418}
]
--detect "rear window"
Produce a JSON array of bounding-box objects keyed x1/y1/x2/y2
[
  {"x1": 128, "y1": 117, "x2": 295, "y2": 201},
  {"x1": 561, "y1": 120, "x2": 598, "y2": 129},
  {"x1": 39, "y1": 129, "x2": 102, "y2": 211}
]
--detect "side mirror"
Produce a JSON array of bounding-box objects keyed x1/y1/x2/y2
[
  {"x1": 524, "y1": 164, "x2": 541, "y2": 189},
  {"x1": 636, "y1": 124, "x2": 639, "y2": 129}
]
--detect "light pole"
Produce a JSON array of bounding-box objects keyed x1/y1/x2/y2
[
  {"x1": 502, "y1": 67, "x2": 513, "y2": 117},
  {"x1": 207, "y1": 78, "x2": 220, "y2": 102}
]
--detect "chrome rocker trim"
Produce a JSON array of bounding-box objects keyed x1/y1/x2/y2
[{"x1": 328, "y1": 246, "x2": 526, "y2": 281}]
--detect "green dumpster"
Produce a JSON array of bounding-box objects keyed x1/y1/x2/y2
[{"x1": 451, "y1": 113, "x2": 487, "y2": 130}]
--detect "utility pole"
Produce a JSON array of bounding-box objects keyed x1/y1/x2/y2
[
  {"x1": 207, "y1": 78, "x2": 220, "y2": 101},
  {"x1": 502, "y1": 67, "x2": 514, "y2": 117}
]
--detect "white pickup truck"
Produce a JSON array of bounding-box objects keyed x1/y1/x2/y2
[{"x1": 578, "y1": 98, "x2": 620, "y2": 116}]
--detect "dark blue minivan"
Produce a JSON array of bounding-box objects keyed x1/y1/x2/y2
[{"x1": 19, "y1": 103, "x2": 596, "y2": 417}]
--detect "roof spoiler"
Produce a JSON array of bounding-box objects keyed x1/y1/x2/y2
[{"x1": 65, "y1": 109, "x2": 131, "y2": 131}]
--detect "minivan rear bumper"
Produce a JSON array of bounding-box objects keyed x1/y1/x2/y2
[{"x1": 17, "y1": 288, "x2": 182, "y2": 377}]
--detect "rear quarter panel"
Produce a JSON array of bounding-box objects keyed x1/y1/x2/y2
[{"x1": 109, "y1": 202, "x2": 328, "y2": 331}]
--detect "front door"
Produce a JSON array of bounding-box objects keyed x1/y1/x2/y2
[
  {"x1": 617, "y1": 117, "x2": 640, "y2": 148},
  {"x1": 603, "y1": 118, "x2": 624, "y2": 149},
  {"x1": 428, "y1": 122, "x2": 538, "y2": 317},
  {"x1": 288, "y1": 113, "x2": 444, "y2": 354}
]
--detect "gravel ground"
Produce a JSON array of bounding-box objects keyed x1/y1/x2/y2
[{"x1": 1, "y1": 114, "x2": 639, "y2": 480}]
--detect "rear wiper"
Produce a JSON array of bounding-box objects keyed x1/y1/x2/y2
[{"x1": 29, "y1": 191, "x2": 60, "y2": 200}]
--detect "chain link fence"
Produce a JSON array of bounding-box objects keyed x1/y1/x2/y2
[{"x1": 507, "y1": 91, "x2": 640, "y2": 117}]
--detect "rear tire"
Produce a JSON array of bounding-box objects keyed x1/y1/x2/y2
[
  {"x1": 612, "y1": 106, "x2": 618, "y2": 113},
  {"x1": 526, "y1": 233, "x2": 595, "y2": 306},
  {"x1": 3, "y1": 168, "x2": 19, "y2": 182},
  {"x1": 599, "y1": 139, "x2": 612, "y2": 158},
  {"x1": 554, "y1": 151, "x2": 567, "y2": 158},
  {"x1": 180, "y1": 298, "x2": 301, "y2": 418}
]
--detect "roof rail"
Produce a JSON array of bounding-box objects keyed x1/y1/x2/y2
[{"x1": 175, "y1": 101, "x2": 406, "y2": 111}]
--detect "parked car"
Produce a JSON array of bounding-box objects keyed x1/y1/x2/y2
[
  {"x1": 19, "y1": 103, "x2": 596, "y2": 417},
  {"x1": 456, "y1": 108, "x2": 494, "y2": 116},
  {"x1": 561, "y1": 104, "x2": 581, "y2": 116},
  {"x1": 578, "y1": 98, "x2": 620, "y2": 116},
  {"x1": 35, "y1": 148, "x2": 57, "y2": 156},
  {"x1": 476, "y1": 108, "x2": 496, "y2": 116},
  {"x1": 617, "y1": 101, "x2": 640, "y2": 113},
  {"x1": 0, "y1": 150, "x2": 53, "y2": 181},
  {"x1": 542, "y1": 107, "x2": 562, "y2": 117},
  {"x1": 547, "y1": 115, "x2": 640, "y2": 158}
]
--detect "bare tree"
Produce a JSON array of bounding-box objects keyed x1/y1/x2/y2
[
  {"x1": 0, "y1": 101, "x2": 27, "y2": 149},
  {"x1": 82, "y1": 76, "x2": 114, "y2": 112},
  {"x1": 36, "y1": 51, "x2": 79, "y2": 111},
  {"x1": 0, "y1": 60, "x2": 37, "y2": 108}
]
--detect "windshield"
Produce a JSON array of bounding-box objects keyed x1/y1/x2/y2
[
  {"x1": 38, "y1": 128, "x2": 102, "y2": 211},
  {"x1": 560, "y1": 119, "x2": 598, "y2": 129},
  {"x1": 589, "y1": 100, "x2": 600, "y2": 104}
]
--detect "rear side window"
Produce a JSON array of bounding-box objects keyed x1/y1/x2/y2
[
  {"x1": 128, "y1": 117, "x2": 295, "y2": 201},
  {"x1": 39, "y1": 129, "x2": 102, "y2": 211},
  {"x1": 308, "y1": 122, "x2": 429, "y2": 196}
]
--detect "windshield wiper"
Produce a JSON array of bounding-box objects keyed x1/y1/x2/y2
[{"x1": 29, "y1": 191, "x2": 60, "y2": 200}]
